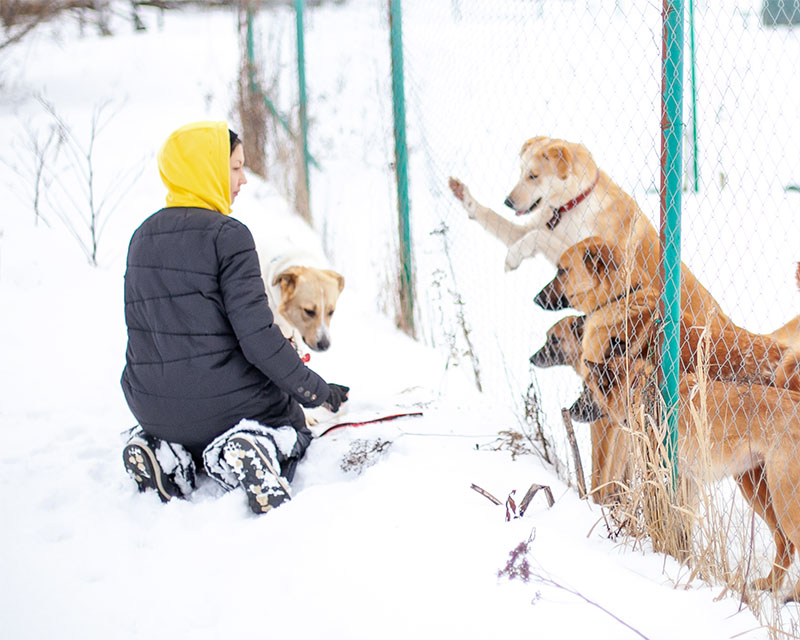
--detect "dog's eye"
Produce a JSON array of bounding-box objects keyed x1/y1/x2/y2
[
  {"x1": 303, "y1": 309, "x2": 316, "y2": 318},
  {"x1": 528, "y1": 173, "x2": 539, "y2": 181},
  {"x1": 327, "y1": 310, "x2": 334, "y2": 317},
  {"x1": 606, "y1": 336, "x2": 627, "y2": 357}
]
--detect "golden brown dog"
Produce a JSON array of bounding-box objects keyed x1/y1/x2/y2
[
  {"x1": 574, "y1": 282, "x2": 800, "y2": 393},
  {"x1": 575, "y1": 355, "x2": 800, "y2": 602},
  {"x1": 534, "y1": 236, "x2": 726, "y2": 327},
  {"x1": 530, "y1": 314, "x2": 628, "y2": 503},
  {"x1": 529, "y1": 315, "x2": 585, "y2": 370}
]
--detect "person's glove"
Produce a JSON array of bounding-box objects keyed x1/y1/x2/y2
[{"x1": 323, "y1": 383, "x2": 350, "y2": 412}]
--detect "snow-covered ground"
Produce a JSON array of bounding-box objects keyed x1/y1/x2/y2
[{"x1": 0, "y1": 1, "x2": 797, "y2": 638}]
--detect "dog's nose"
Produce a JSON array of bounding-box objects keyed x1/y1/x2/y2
[
  {"x1": 504, "y1": 196, "x2": 515, "y2": 209},
  {"x1": 533, "y1": 290, "x2": 549, "y2": 309},
  {"x1": 569, "y1": 390, "x2": 605, "y2": 423},
  {"x1": 534, "y1": 289, "x2": 570, "y2": 311},
  {"x1": 315, "y1": 336, "x2": 330, "y2": 352},
  {"x1": 530, "y1": 348, "x2": 548, "y2": 367},
  {"x1": 568, "y1": 400, "x2": 586, "y2": 423}
]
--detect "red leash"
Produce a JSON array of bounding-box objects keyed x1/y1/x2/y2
[{"x1": 318, "y1": 412, "x2": 423, "y2": 437}]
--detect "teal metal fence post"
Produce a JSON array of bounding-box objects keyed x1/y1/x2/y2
[
  {"x1": 295, "y1": 0, "x2": 311, "y2": 222},
  {"x1": 660, "y1": 0, "x2": 684, "y2": 489},
  {"x1": 389, "y1": 0, "x2": 415, "y2": 337},
  {"x1": 689, "y1": 0, "x2": 699, "y2": 192}
]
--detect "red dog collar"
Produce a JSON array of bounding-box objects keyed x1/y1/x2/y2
[{"x1": 546, "y1": 172, "x2": 600, "y2": 230}]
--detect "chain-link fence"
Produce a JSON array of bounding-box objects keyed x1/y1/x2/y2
[{"x1": 254, "y1": 0, "x2": 800, "y2": 632}]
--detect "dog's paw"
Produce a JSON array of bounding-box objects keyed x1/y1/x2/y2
[
  {"x1": 448, "y1": 176, "x2": 465, "y2": 200},
  {"x1": 448, "y1": 177, "x2": 478, "y2": 219},
  {"x1": 504, "y1": 251, "x2": 523, "y2": 272}
]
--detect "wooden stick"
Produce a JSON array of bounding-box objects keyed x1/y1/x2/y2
[
  {"x1": 519, "y1": 483, "x2": 554, "y2": 515},
  {"x1": 470, "y1": 483, "x2": 502, "y2": 506},
  {"x1": 561, "y1": 408, "x2": 588, "y2": 500}
]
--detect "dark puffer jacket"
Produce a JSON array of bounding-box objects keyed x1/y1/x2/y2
[{"x1": 121, "y1": 206, "x2": 329, "y2": 459}]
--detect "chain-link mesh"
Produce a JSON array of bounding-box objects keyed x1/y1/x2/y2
[{"x1": 265, "y1": 0, "x2": 800, "y2": 631}]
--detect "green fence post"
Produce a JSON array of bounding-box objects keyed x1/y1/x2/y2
[
  {"x1": 660, "y1": 0, "x2": 684, "y2": 489},
  {"x1": 389, "y1": 0, "x2": 415, "y2": 337},
  {"x1": 294, "y1": 0, "x2": 311, "y2": 221},
  {"x1": 689, "y1": 0, "x2": 698, "y2": 192}
]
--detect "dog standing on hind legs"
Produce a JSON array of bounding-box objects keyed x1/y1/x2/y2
[
  {"x1": 448, "y1": 136, "x2": 728, "y2": 326},
  {"x1": 530, "y1": 315, "x2": 629, "y2": 503}
]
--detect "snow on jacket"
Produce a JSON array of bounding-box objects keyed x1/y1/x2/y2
[{"x1": 120, "y1": 121, "x2": 328, "y2": 456}]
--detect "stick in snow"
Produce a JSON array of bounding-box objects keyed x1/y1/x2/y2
[{"x1": 561, "y1": 408, "x2": 587, "y2": 500}]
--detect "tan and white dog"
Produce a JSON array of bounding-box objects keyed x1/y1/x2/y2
[
  {"x1": 448, "y1": 136, "x2": 651, "y2": 271},
  {"x1": 258, "y1": 240, "x2": 345, "y2": 360},
  {"x1": 448, "y1": 136, "x2": 727, "y2": 327}
]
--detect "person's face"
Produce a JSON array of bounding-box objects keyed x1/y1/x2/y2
[{"x1": 229, "y1": 144, "x2": 247, "y2": 203}]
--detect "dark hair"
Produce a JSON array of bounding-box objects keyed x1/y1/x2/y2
[{"x1": 229, "y1": 129, "x2": 242, "y2": 155}]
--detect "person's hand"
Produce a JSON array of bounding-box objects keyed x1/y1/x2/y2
[{"x1": 323, "y1": 383, "x2": 350, "y2": 412}]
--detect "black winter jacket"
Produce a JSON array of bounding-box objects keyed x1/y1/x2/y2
[{"x1": 121, "y1": 207, "x2": 329, "y2": 457}]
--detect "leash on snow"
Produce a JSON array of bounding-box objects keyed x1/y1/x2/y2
[{"x1": 317, "y1": 411, "x2": 424, "y2": 437}]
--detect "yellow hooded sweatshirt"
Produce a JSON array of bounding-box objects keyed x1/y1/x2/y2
[{"x1": 157, "y1": 120, "x2": 231, "y2": 216}]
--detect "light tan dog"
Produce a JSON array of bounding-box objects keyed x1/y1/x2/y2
[
  {"x1": 575, "y1": 355, "x2": 800, "y2": 602},
  {"x1": 449, "y1": 136, "x2": 650, "y2": 271},
  {"x1": 261, "y1": 249, "x2": 345, "y2": 358},
  {"x1": 530, "y1": 315, "x2": 627, "y2": 502},
  {"x1": 449, "y1": 137, "x2": 727, "y2": 325}
]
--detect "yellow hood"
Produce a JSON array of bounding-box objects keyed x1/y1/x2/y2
[{"x1": 158, "y1": 121, "x2": 231, "y2": 215}]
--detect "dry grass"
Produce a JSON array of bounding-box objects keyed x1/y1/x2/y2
[
  {"x1": 597, "y1": 312, "x2": 800, "y2": 638},
  {"x1": 234, "y1": 1, "x2": 311, "y2": 223}
]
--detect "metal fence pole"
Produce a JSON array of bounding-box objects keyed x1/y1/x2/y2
[
  {"x1": 689, "y1": 0, "x2": 699, "y2": 192},
  {"x1": 295, "y1": 0, "x2": 311, "y2": 221},
  {"x1": 389, "y1": 0, "x2": 415, "y2": 337},
  {"x1": 660, "y1": 0, "x2": 684, "y2": 488}
]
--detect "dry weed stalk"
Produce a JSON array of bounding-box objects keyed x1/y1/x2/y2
[{"x1": 600, "y1": 295, "x2": 798, "y2": 636}]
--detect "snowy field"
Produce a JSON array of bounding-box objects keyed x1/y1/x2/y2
[{"x1": 0, "y1": 1, "x2": 798, "y2": 638}]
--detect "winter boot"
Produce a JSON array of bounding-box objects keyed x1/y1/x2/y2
[
  {"x1": 223, "y1": 434, "x2": 292, "y2": 514},
  {"x1": 123, "y1": 433, "x2": 185, "y2": 502}
]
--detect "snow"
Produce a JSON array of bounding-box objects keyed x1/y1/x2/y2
[{"x1": 0, "y1": 2, "x2": 796, "y2": 638}]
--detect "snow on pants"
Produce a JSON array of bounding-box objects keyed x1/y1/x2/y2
[{"x1": 124, "y1": 419, "x2": 307, "y2": 497}]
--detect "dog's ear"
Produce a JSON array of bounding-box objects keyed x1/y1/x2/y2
[
  {"x1": 520, "y1": 136, "x2": 548, "y2": 156},
  {"x1": 584, "y1": 358, "x2": 617, "y2": 392},
  {"x1": 272, "y1": 267, "x2": 302, "y2": 297},
  {"x1": 604, "y1": 336, "x2": 628, "y2": 358},
  {"x1": 323, "y1": 269, "x2": 345, "y2": 293},
  {"x1": 583, "y1": 359, "x2": 604, "y2": 376},
  {"x1": 543, "y1": 143, "x2": 573, "y2": 179},
  {"x1": 582, "y1": 241, "x2": 619, "y2": 276}
]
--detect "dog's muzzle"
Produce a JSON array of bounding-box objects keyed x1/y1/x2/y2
[
  {"x1": 534, "y1": 287, "x2": 570, "y2": 311},
  {"x1": 569, "y1": 386, "x2": 606, "y2": 423},
  {"x1": 504, "y1": 196, "x2": 542, "y2": 216},
  {"x1": 530, "y1": 344, "x2": 562, "y2": 368}
]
